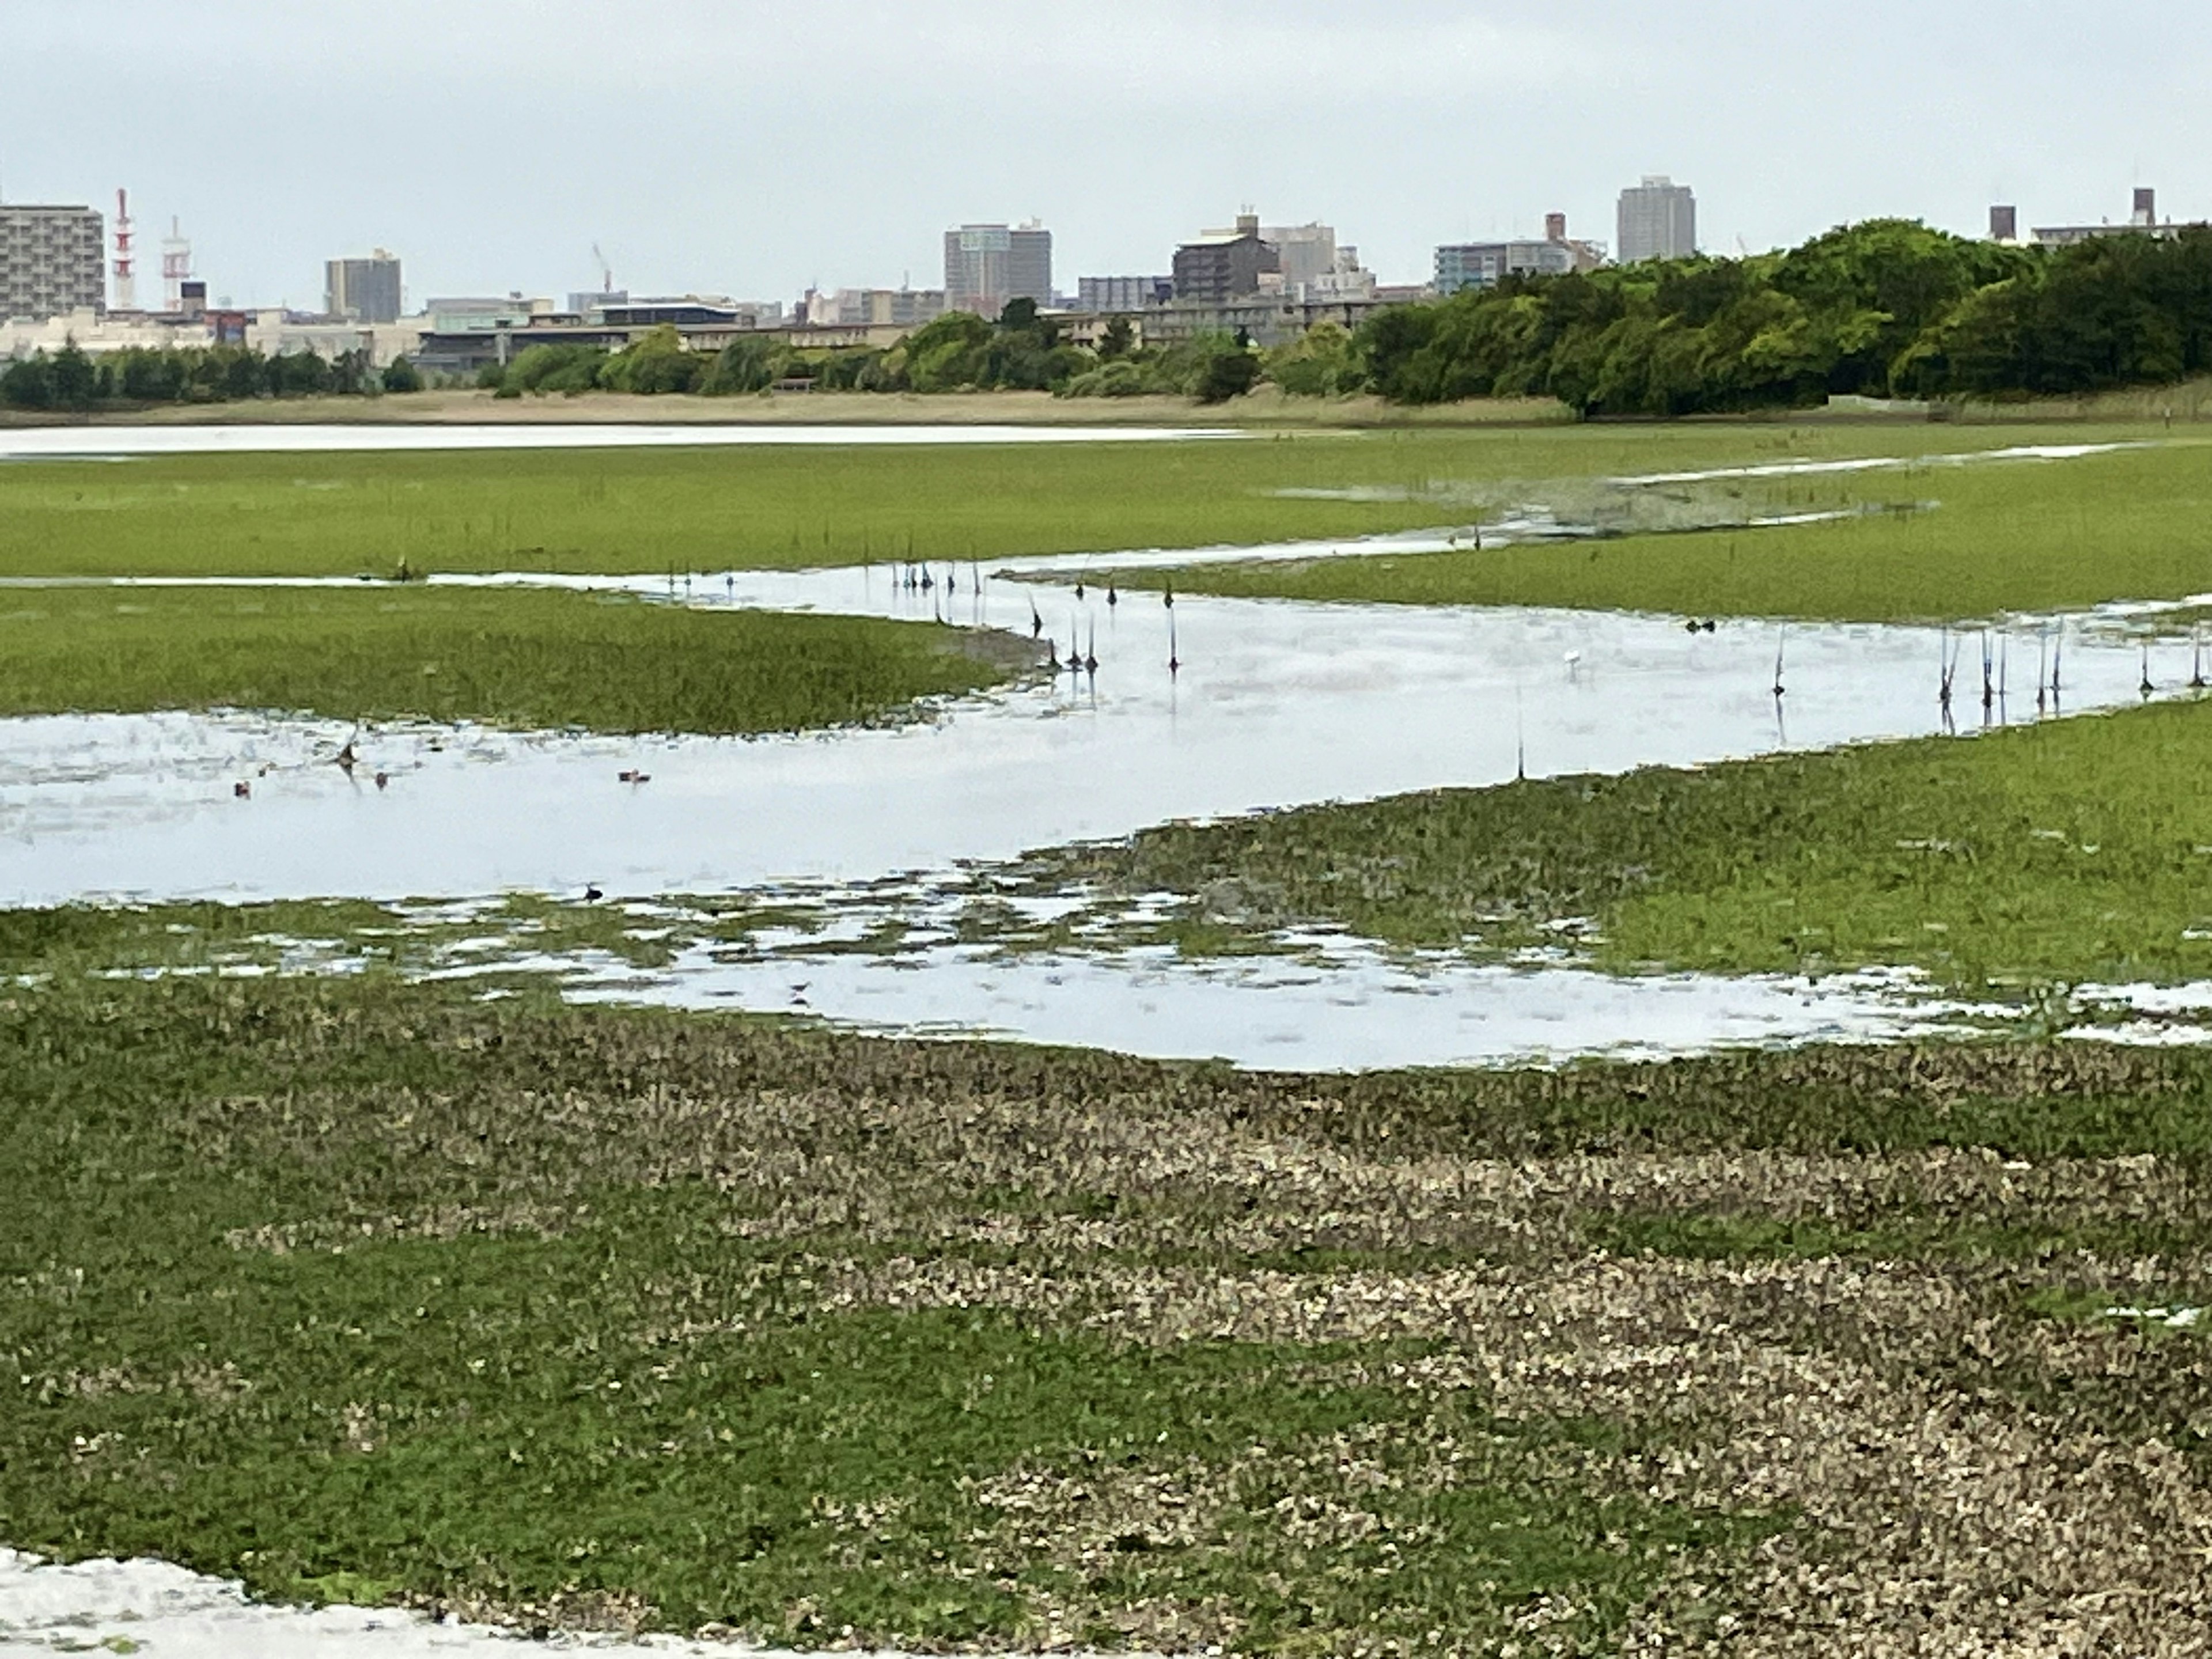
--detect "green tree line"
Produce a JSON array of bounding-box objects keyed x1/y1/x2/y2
[
  {"x1": 1363, "y1": 219, "x2": 2212, "y2": 412},
  {"x1": 0, "y1": 343, "x2": 425, "y2": 410}
]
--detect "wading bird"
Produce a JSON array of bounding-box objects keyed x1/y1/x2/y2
[{"x1": 585, "y1": 884, "x2": 603, "y2": 902}]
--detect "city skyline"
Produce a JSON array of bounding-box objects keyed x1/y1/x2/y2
[{"x1": 7, "y1": 1, "x2": 2211, "y2": 309}]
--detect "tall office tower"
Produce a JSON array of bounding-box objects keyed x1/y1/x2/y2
[
  {"x1": 0, "y1": 203, "x2": 106, "y2": 320},
  {"x1": 1616, "y1": 176, "x2": 1698, "y2": 264},
  {"x1": 325, "y1": 249, "x2": 404, "y2": 323},
  {"x1": 944, "y1": 221, "x2": 1052, "y2": 317}
]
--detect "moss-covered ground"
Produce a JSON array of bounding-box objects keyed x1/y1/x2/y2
[{"x1": 11, "y1": 969, "x2": 2212, "y2": 1652}]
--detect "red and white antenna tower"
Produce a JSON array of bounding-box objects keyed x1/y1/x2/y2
[
  {"x1": 112, "y1": 188, "x2": 137, "y2": 312},
  {"x1": 161, "y1": 217, "x2": 192, "y2": 312}
]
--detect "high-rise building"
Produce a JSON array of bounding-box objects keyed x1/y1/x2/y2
[
  {"x1": 943, "y1": 222, "x2": 1052, "y2": 317},
  {"x1": 325, "y1": 249, "x2": 403, "y2": 323},
  {"x1": 1199, "y1": 217, "x2": 1339, "y2": 292},
  {"x1": 0, "y1": 204, "x2": 106, "y2": 322},
  {"x1": 1172, "y1": 214, "x2": 1282, "y2": 305},
  {"x1": 1616, "y1": 176, "x2": 1697, "y2": 264}
]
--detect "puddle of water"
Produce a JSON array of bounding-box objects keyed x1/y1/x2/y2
[
  {"x1": 0, "y1": 1548, "x2": 1058, "y2": 1658},
  {"x1": 0, "y1": 424, "x2": 1236, "y2": 461}
]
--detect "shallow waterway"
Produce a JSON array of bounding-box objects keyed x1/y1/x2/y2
[
  {"x1": 0, "y1": 422, "x2": 1233, "y2": 460},
  {"x1": 0, "y1": 548, "x2": 2190, "y2": 1067}
]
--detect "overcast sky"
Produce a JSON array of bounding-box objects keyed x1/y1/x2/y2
[{"x1": 7, "y1": 0, "x2": 2210, "y2": 309}]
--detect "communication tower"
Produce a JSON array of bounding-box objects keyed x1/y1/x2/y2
[
  {"x1": 161, "y1": 217, "x2": 192, "y2": 313},
  {"x1": 113, "y1": 188, "x2": 136, "y2": 312}
]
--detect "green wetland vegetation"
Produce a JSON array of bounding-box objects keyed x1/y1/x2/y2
[
  {"x1": 0, "y1": 419, "x2": 2183, "y2": 590},
  {"x1": 1119, "y1": 432, "x2": 2212, "y2": 623},
  {"x1": 1033, "y1": 696, "x2": 2212, "y2": 991},
  {"x1": 13, "y1": 416, "x2": 2212, "y2": 1649},
  {"x1": 10, "y1": 971, "x2": 2212, "y2": 1652},
  {"x1": 0, "y1": 584, "x2": 1017, "y2": 735}
]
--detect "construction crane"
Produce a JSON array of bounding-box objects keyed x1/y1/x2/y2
[{"x1": 592, "y1": 243, "x2": 615, "y2": 296}]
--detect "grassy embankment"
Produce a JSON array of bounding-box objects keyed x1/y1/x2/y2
[
  {"x1": 9, "y1": 961, "x2": 2212, "y2": 1652},
  {"x1": 0, "y1": 585, "x2": 1018, "y2": 736},
  {"x1": 1027, "y1": 697, "x2": 2212, "y2": 993},
  {"x1": 1116, "y1": 434, "x2": 2212, "y2": 622}
]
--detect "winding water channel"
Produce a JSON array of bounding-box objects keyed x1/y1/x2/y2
[{"x1": 2, "y1": 546, "x2": 2191, "y2": 1068}]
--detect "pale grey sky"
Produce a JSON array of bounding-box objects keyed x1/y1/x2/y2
[{"x1": 7, "y1": 0, "x2": 2210, "y2": 309}]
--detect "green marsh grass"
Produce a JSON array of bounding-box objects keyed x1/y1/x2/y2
[
  {"x1": 0, "y1": 585, "x2": 1016, "y2": 734},
  {"x1": 1032, "y1": 696, "x2": 2212, "y2": 989},
  {"x1": 1122, "y1": 434, "x2": 2212, "y2": 622},
  {"x1": 0, "y1": 423, "x2": 2168, "y2": 582}
]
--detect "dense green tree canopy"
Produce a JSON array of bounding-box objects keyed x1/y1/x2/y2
[{"x1": 1360, "y1": 221, "x2": 2212, "y2": 412}]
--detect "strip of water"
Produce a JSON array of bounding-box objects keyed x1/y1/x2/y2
[{"x1": 0, "y1": 423, "x2": 1237, "y2": 460}]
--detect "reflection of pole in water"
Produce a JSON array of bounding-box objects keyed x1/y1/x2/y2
[
  {"x1": 1029, "y1": 599, "x2": 1043, "y2": 639},
  {"x1": 2036, "y1": 630, "x2": 2048, "y2": 715},
  {"x1": 1085, "y1": 618, "x2": 1098, "y2": 675},
  {"x1": 1981, "y1": 631, "x2": 1994, "y2": 713},
  {"x1": 2142, "y1": 643, "x2": 2156, "y2": 700},
  {"x1": 1938, "y1": 627, "x2": 1955, "y2": 716},
  {"x1": 1772, "y1": 628, "x2": 1786, "y2": 699},
  {"x1": 1515, "y1": 685, "x2": 1525, "y2": 782},
  {"x1": 1165, "y1": 582, "x2": 1180, "y2": 675},
  {"x1": 2195, "y1": 624, "x2": 2209, "y2": 691}
]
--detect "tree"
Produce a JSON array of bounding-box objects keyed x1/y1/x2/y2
[
  {"x1": 1097, "y1": 316, "x2": 1135, "y2": 360},
  {"x1": 50, "y1": 344, "x2": 98, "y2": 408},
  {"x1": 1194, "y1": 337, "x2": 1262, "y2": 403},
  {"x1": 381, "y1": 356, "x2": 425, "y2": 393}
]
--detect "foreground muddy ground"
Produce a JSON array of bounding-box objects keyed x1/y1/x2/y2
[{"x1": 9, "y1": 974, "x2": 2212, "y2": 1655}]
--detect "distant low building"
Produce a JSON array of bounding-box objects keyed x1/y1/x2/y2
[
  {"x1": 1434, "y1": 214, "x2": 1605, "y2": 297},
  {"x1": 2031, "y1": 187, "x2": 2205, "y2": 247},
  {"x1": 1078, "y1": 274, "x2": 1172, "y2": 313},
  {"x1": 1172, "y1": 214, "x2": 1281, "y2": 305},
  {"x1": 1, "y1": 203, "x2": 106, "y2": 323},
  {"x1": 804, "y1": 287, "x2": 942, "y2": 328}
]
